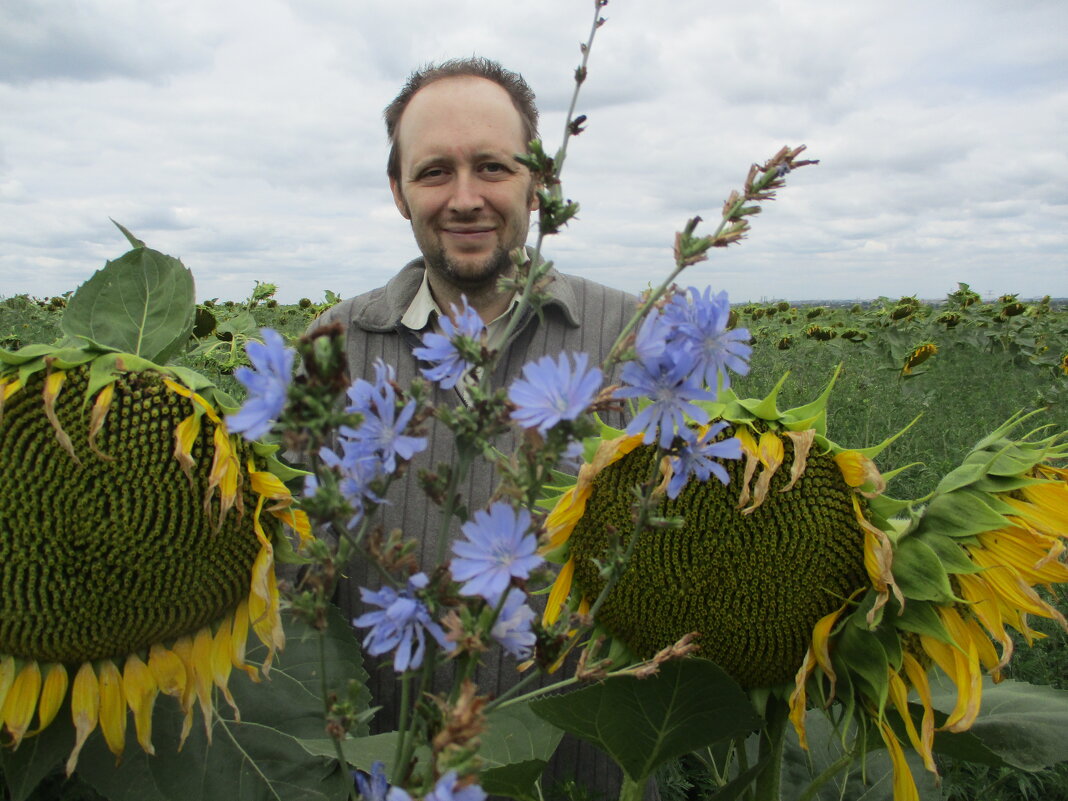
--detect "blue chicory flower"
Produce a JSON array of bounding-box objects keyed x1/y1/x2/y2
[
  {"x1": 355, "y1": 761, "x2": 411, "y2": 801},
  {"x1": 353, "y1": 573, "x2": 455, "y2": 672},
  {"x1": 412, "y1": 297, "x2": 486, "y2": 390},
  {"x1": 666, "y1": 422, "x2": 742, "y2": 499},
  {"x1": 615, "y1": 349, "x2": 715, "y2": 449},
  {"x1": 508, "y1": 352, "x2": 603, "y2": 434},
  {"x1": 450, "y1": 503, "x2": 542, "y2": 602},
  {"x1": 342, "y1": 360, "x2": 426, "y2": 474},
  {"x1": 662, "y1": 286, "x2": 752, "y2": 390},
  {"x1": 424, "y1": 771, "x2": 486, "y2": 801},
  {"x1": 318, "y1": 442, "x2": 385, "y2": 528},
  {"x1": 228, "y1": 328, "x2": 294, "y2": 440},
  {"x1": 490, "y1": 588, "x2": 537, "y2": 659}
]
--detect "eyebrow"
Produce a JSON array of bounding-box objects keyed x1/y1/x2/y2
[{"x1": 408, "y1": 149, "x2": 522, "y2": 177}]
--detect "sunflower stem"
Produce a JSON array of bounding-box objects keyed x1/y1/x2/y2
[
  {"x1": 796, "y1": 750, "x2": 856, "y2": 801},
  {"x1": 753, "y1": 698, "x2": 788, "y2": 801},
  {"x1": 391, "y1": 673, "x2": 413, "y2": 785},
  {"x1": 617, "y1": 776, "x2": 647, "y2": 801}
]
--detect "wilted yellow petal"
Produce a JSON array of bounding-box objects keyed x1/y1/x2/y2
[
  {"x1": 0, "y1": 656, "x2": 15, "y2": 718},
  {"x1": 34, "y1": 663, "x2": 69, "y2": 734},
  {"x1": 781, "y1": 428, "x2": 815, "y2": 491},
  {"x1": 123, "y1": 654, "x2": 158, "y2": 755},
  {"x1": 878, "y1": 719, "x2": 920, "y2": 801},
  {"x1": 543, "y1": 557, "x2": 575, "y2": 626},
  {"x1": 2, "y1": 661, "x2": 42, "y2": 747},
  {"x1": 88, "y1": 382, "x2": 116, "y2": 460},
  {"x1": 42, "y1": 369, "x2": 79, "y2": 463},
  {"x1": 191, "y1": 627, "x2": 216, "y2": 743},
  {"x1": 901, "y1": 652, "x2": 936, "y2": 774},
  {"x1": 173, "y1": 412, "x2": 201, "y2": 481},
  {"x1": 170, "y1": 635, "x2": 197, "y2": 749},
  {"x1": 230, "y1": 599, "x2": 260, "y2": 681},
  {"x1": 212, "y1": 619, "x2": 240, "y2": 718},
  {"x1": 788, "y1": 647, "x2": 815, "y2": 750},
  {"x1": 66, "y1": 663, "x2": 100, "y2": 776},
  {"x1": 148, "y1": 644, "x2": 187, "y2": 699},
  {"x1": 97, "y1": 660, "x2": 126, "y2": 759}
]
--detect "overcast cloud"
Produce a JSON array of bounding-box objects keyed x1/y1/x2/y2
[{"x1": 1, "y1": 0, "x2": 1065, "y2": 304}]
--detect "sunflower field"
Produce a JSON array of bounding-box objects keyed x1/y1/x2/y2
[{"x1": 2, "y1": 274, "x2": 1066, "y2": 801}]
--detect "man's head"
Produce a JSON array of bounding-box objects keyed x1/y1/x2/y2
[
  {"x1": 384, "y1": 58, "x2": 539, "y2": 185},
  {"x1": 384, "y1": 59, "x2": 541, "y2": 300}
]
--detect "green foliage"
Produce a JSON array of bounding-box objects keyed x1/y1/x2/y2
[
  {"x1": 0, "y1": 606, "x2": 369, "y2": 801},
  {"x1": 61, "y1": 235, "x2": 195, "y2": 364},
  {"x1": 530, "y1": 660, "x2": 763, "y2": 783}
]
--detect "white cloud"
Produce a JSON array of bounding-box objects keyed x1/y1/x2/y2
[{"x1": 0, "y1": 0, "x2": 1065, "y2": 305}]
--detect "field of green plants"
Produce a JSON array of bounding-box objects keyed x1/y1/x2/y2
[{"x1": 2, "y1": 282, "x2": 1066, "y2": 801}]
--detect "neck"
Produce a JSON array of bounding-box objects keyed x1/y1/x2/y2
[{"x1": 427, "y1": 272, "x2": 515, "y2": 325}]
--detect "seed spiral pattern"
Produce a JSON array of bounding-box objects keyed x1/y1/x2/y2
[
  {"x1": 569, "y1": 428, "x2": 868, "y2": 688},
  {"x1": 0, "y1": 366, "x2": 260, "y2": 663}
]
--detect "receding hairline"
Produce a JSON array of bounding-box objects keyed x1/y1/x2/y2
[{"x1": 384, "y1": 57, "x2": 539, "y2": 182}]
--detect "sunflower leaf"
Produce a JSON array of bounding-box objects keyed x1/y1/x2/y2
[
  {"x1": 928, "y1": 675, "x2": 1068, "y2": 772},
  {"x1": 529, "y1": 658, "x2": 762, "y2": 782},
  {"x1": 71, "y1": 605, "x2": 365, "y2": 801},
  {"x1": 61, "y1": 241, "x2": 195, "y2": 365},
  {"x1": 891, "y1": 536, "x2": 957, "y2": 603}
]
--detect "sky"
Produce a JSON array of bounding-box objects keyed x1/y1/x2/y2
[{"x1": 1, "y1": 0, "x2": 1065, "y2": 305}]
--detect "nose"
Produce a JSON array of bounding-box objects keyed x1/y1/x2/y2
[{"x1": 448, "y1": 170, "x2": 484, "y2": 214}]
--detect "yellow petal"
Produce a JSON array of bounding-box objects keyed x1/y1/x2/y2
[
  {"x1": 543, "y1": 557, "x2": 575, "y2": 626},
  {"x1": 170, "y1": 635, "x2": 197, "y2": 749},
  {"x1": 164, "y1": 379, "x2": 221, "y2": 423},
  {"x1": 87, "y1": 382, "x2": 116, "y2": 460},
  {"x1": 212, "y1": 619, "x2": 240, "y2": 719},
  {"x1": 901, "y1": 652, "x2": 936, "y2": 774},
  {"x1": 2, "y1": 661, "x2": 42, "y2": 748},
  {"x1": 66, "y1": 663, "x2": 100, "y2": 776},
  {"x1": 0, "y1": 656, "x2": 16, "y2": 720},
  {"x1": 249, "y1": 464, "x2": 290, "y2": 499},
  {"x1": 34, "y1": 663, "x2": 69, "y2": 734},
  {"x1": 878, "y1": 718, "x2": 920, "y2": 801},
  {"x1": 788, "y1": 647, "x2": 815, "y2": 750},
  {"x1": 42, "y1": 369, "x2": 80, "y2": 464},
  {"x1": 546, "y1": 484, "x2": 590, "y2": 550},
  {"x1": 192, "y1": 627, "x2": 216, "y2": 743},
  {"x1": 208, "y1": 425, "x2": 241, "y2": 525},
  {"x1": 173, "y1": 412, "x2": 201, "y2": 482},
  {"x1": 230, "y1": 599, "x2": 261, "y2": 681},
  {"x1": 97, "y1": 660, "x2": 126, "y2": 759},
  {"x1": 781, "y1": 428, "x2": 815, "y2": 491},
  {"x1": 887, "y1": 668, "x2": 934, "y2": 775},
  {"x1": 123, "y1": 654, "x2": 158, "y2": 756},
  {"x1": 148, "y1": 643, "x2": 188, "y2": 699}
]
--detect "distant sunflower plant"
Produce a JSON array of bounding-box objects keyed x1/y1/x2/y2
[{"x1": 0, "y1": 224, "x2": 310, "y2": 777}]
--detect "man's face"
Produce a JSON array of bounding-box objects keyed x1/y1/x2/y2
[{"x1": 389, "y1": 77, "x2": 538, "y2": 293}]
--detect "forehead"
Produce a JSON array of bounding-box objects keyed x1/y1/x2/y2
[{"x1": 395, "y1": 77, "x2": 528, "y2": 172}]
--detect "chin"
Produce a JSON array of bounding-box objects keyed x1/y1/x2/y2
[{"x1": 431, "y1": 247, "x2": 515, "y2": 290}]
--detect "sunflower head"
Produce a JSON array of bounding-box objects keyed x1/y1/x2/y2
[
  {"x1": 0, "y1": 229, "x2": 308, "y2": 771},
  {"x1": 544, "y1": 371, "x2": 1068, "y2": 801}
]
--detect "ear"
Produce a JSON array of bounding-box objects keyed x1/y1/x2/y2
[
  {"x1": 390, "y1": 177, "x2": 411, "y2": 220},
  {"x1": 529, "y1": 180, "x2": 540, "y2": 212}
]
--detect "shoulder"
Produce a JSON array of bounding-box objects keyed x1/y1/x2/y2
[
  {"x1": 545, "y1": 270, "x2": 639, "y2": 327},
  {"x1": 310, "y1": 259, "x2": 426, "y2": 334}
]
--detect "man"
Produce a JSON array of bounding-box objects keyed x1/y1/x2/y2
[{"x1": 315, "y1": 57, "x2": 637, "y2": 796}]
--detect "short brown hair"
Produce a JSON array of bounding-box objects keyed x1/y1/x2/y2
[{"x1": 384, "y1": 57, "x2": 539, "y2": 182}]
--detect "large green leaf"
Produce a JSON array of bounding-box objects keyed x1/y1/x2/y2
[
  {"x1": 479, "y1": 703, "x2": 565, "y2": 800},
  {"x1": 62, "y1": 234, "x2": 195, "y2": 364},
  {"x1": 3, "y1": 606, "x2": 367, "y2": 801},
  {"x1": 529, "y1": 659, "x2": 762, "y2": 782},
  {"x1": 928, "y1": 676, "x2": 1068, "y2": 772},
  {"x1": 300, "y1": 702, "x2": 563, "y2": 801}
]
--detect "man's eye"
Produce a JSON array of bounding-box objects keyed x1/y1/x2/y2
[
  {"x1": 481, "y1": 163, "x2": 509, "y2": 174},
  {"x1": 418, "y1": 168, "x2": 446, "y2": 181}
]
